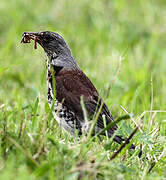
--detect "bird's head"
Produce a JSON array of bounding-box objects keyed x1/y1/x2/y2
[
  {"x1": 21, "y1": 31, "x2": 77, "y2": 68},
  {"x1": 22, "y1": 31, "x2": 71, "y2": 56}
]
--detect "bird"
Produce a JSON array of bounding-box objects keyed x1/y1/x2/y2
[{"x1": 21, "y1": 31, "x2": 136, "y2": 149}]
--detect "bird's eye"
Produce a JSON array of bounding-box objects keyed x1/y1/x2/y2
[
  {"x1": 44, "y1": 35, "x2": 54, "y2": 42},
  {"x1": 44, "y1": 35, "x2": 50, "y2": 41}
]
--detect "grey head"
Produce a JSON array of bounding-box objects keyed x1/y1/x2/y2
[{"x1": 22, "y1": 31, "x2": 78, "y2": 69}]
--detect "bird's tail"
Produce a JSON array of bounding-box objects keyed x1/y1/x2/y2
[
  {"x1": 113, "y1": 135, "x2": 142, "y2": 157},
  {"x1": 113, "y1": 135, "x2": 135, "y2": 150},
  {"x1": 106, "y1": 129, "x2": 136, "y2": 150}
]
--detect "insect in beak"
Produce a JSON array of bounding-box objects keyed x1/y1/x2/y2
[{"x1": 21, "y1": 32, "x2": 38, "y2": 49}]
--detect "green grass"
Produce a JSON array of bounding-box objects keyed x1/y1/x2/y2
[{"x1": 0, "y1": 0, "x2": 166, "y2": 179}]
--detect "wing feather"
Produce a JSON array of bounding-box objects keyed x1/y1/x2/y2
[{"x1": 55, "y1": 69, "x2": 117, "y2": 136}]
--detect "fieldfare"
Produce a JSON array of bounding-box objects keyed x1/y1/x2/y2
[{"x1": 21, "y1": 31, "x2": 135, "y2": 149}]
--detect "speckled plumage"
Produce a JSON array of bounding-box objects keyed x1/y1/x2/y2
[
  {"x1": 46, "y1": 57, "x2": 82, "y2": 136},
  {"x1": 21, "y1": 31, "x2": 136, "y2": 149}
]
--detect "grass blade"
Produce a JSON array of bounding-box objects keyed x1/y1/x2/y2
[{"x1": 110, "y1": 127, "x2": 138, "y2": 160}]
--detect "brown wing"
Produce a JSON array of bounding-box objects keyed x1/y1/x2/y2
[{"x1": 55, "y1": 68, "x2": 117, "y2": 136}]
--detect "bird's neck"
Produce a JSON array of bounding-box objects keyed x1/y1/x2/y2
[{"x1": 46, "y1": 52, "x2": 79, "y2": 71}]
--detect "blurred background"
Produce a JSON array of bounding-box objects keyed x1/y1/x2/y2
[
  {"x1": 0, "y1": 0, "x2": 166, "y2": 121},
  {"x1": 0, "y1": 0, "x2": 166, "y2": 178},
  {"x1": 0, "y1": 0, "x2": 166, "y2": 115}
]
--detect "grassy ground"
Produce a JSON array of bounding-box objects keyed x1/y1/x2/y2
[{"x1": 0, "y1": 0, "x2": 166, "y2": 179}]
